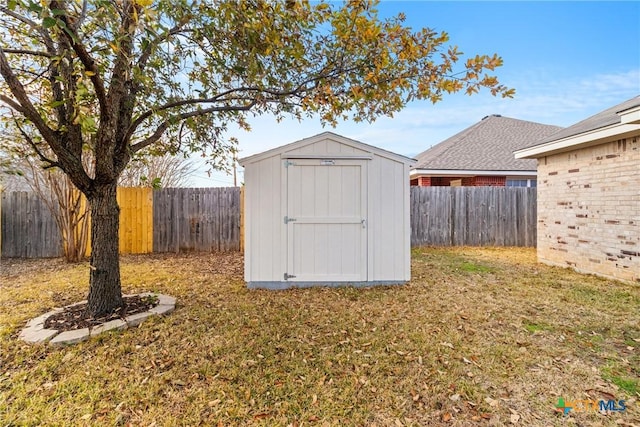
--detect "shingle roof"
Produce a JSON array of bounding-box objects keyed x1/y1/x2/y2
[
  {"x1": 413, "y1": 115, "x2": 562, "y2": 171},
  {"x1": 538, "y1": 95, "x2": 640, "y2": 144}
]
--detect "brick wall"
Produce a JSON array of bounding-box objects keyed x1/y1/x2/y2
[
  {"x1": 536, "y1": 136, "x2": 640, "y2": 283},
  {"x1": 410, "y1": 175, "x2": 506, "y2": 187},
  {"x1": 473, "y1": 176, "x2": 506, "y2": 187},
  {"x1": 417, "y1": 176, "x2": 431, "y2": 186}
]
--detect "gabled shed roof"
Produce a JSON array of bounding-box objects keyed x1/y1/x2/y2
[
  {"x1": 238, "y1": 131, "x2": 416, "y2": 166},
  {"x1": 413, "y1": 115, "x2": 562, "y2": 172}
]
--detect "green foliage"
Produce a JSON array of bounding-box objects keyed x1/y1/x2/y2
[
  {"x1": 523, "y1": 321, "x2": 552, "y2": 333},
  {"x1": 459, "y1": 261, "x2": 494, "y2": 274},
  {"x1": 1, "y1": 0, "x2": 514, "y2": 185}
]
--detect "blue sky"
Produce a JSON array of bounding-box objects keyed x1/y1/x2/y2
[{"x1": 191, "y1": 1, "x2": 640, "y2": 187}]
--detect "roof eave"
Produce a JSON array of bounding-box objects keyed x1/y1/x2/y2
[
  {"x1": 514, "y1": 122, "x2": 640, "y2": 159},
  {"x1": 619, "y1": 105, "x2": 640, "y2": 124},
  {"x1": 410, "y1": 169, "x2": 537, "y2": 177}
]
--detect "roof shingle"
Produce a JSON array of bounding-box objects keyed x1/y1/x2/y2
[
  {"x1": 538, "y1": 95, "x2": 640, "y2": 144},
  {"x1": 413, "y1": 115, "x2": 562, "y2": 172}
]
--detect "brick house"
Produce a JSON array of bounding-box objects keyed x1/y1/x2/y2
[
  {"x1": 410, "y1": 115, "x2": 562, "y2": 187},
  {"x1": 515, "y1": 96, "x2": 640, "y2": 284}
]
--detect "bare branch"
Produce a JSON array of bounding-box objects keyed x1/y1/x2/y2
[
  {"x1": 71, "y1": 0, "x2": 89, "y2": 31},
  {"x1": 2, "y1": 49, "x2": 54, "y2": 58},
  {"x1": 14, "y1": 119, "x2": 60, "y2": 168}
]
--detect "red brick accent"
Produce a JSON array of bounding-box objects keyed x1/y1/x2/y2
[
  {"x1": 411, "y1": 175, "x2": 506, "y2": 187},
  {"x1": 473, "y1": 176, "x2": 506, "y2": 187},
  {"x1": 416, "y1": 176, "x2": 432, "y2": 186},
  {"x1": 462, "y1": 177, "x2": 475, "y2": 186}
]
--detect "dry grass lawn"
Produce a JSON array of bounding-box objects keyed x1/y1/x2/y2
[{"x1": 1, "y1": 247, "x2": 638, "y2": 426}]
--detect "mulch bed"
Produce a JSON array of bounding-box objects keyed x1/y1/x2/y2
[{"x1": 44, "y1": 295, "x2": 159, "y2": 332}]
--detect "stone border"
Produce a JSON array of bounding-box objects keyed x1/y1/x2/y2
[{"x1": 18, "y1": 293, "x2": 176, "y2": 346}]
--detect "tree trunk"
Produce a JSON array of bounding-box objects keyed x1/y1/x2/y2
[{"x1": 86, "y1": 182, "x2": 123, "y2": 317}]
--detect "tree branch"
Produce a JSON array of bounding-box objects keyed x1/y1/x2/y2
[
  {"x1": 14, "y1": 119, "x2": 60, "y2": 169},
  {"x1": 71, "y1": 0, "x2": 89, "y2": 31},
  {"x1": 49, "y1": 1, "x2": 107, "y2": 112},
  {"x1": 125, "y1": 82, "x2": 312, "y2": 142},
  {"x1": 0, "y1": 6, "x2": 38, "y2": 27},
  {"x1": 0, "y1": 6, "x2": 56, "y2": 55},
  {"x1": 130, "y1": 101, "x2": 256, "y2": 154},
  {"x1": 2, "y1": 49, "x2": 54, "y2": 58},
  {"x1": 0, "y1": 49, "x2": 58, "y2": 144},
  {"x1": 137, "y1": 25, "x2": 193, "y2": 72}
]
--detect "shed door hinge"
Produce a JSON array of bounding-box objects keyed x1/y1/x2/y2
[
  {"x1": 284, "y1": 216, "x2": 297, "y2": 224},
  {"x1": 284, "y1": 160, "x2": 295, "y2": 168},
  {"x1": 284, "y1": 273, "x2": 296, "y2": 280}
]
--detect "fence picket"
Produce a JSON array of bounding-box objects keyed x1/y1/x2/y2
[
  {"x1": 409, "y1": 187, "x2": 536, "y2": 247},
  {"x1": 2, "y1": 186, "x2": 535, "y2": 258}
]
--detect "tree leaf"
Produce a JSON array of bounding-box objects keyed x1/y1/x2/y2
[{"x1": 42, "y1": 17, "x2": 57, "y2": 28}]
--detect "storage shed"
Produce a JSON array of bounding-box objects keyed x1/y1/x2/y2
[{"x1": 239, "y1": 132, "x2": 415, "y2": 289}]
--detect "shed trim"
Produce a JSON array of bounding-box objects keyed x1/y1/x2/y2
[
  {"x1": 281, "y1": 154, "x2": 374, "y2": 160},
  {"x1": 247, "y1": 280, "x2": 407, "y2": 290},
  {"x1": 239, "y1": 131, "x2": 415, "y2": 166}
]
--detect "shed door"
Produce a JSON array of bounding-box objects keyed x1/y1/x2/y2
[{"x1": 286, "y1": 159, "x2": 367, "y2": 282}]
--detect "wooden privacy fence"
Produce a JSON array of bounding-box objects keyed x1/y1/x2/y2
[
  {"x1": 1, "y1": 187, "x2": 241, "y2": 258},
  {"x1": 1, "y1": 191, "x2": 63, "y2": 258},
  {"x1": 2, "y1": 186, "x2": 535, "y2": 257},
  {"x1": 153, "y1": 187, "x2": 241, "y2": 252},
  {"x1": 410, "y1": 186, "x2": 537, "y2": 247},
  {"x1": 82, "y1": 187, "x2": 154, "y2": 256}
]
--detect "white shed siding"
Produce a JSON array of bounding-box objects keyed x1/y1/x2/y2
[
  {"x1": 370, "y1": 155, "x2": 410, "y2": 281},
  {"x1": 244, "y1": 154, "x2": 284, "y2": 282},
  {"x1": 240, "y1": 132, "x2": 414, "y2": 288}
]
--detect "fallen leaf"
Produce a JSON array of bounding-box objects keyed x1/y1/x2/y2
[
  {"x1": 510, "y1": 413, "x2": 520, "y2": 424},
  {"x1": 449, "y1": 394, "x2": 460, "y2": 401},
  {"x1": 441, "y1": 412, "x2": 452, "y2": 422},
  {"x1": 485, "y1": 397, "x2": 499, "y2": 407}
]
